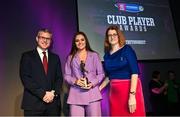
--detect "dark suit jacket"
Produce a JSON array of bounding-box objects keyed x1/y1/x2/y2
[{"x1": 20, "y1": 49, "x2": 63, "y2": 111}]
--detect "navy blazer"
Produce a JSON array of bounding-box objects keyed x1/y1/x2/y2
[{"x1": 20, "y1": 49, "x2": 63, "y2": 110}]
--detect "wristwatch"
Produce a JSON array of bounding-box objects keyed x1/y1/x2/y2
[{"x1": 130, "y1": 91, "x2": 136, "y2": 95}]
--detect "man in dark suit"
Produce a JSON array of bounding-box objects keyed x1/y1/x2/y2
[{"x1": 20, "y1": 28, "x2": 63, "y2": 116}]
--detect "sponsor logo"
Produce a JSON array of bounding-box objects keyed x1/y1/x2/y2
[{"x1": 115, "y1": 3, "x2": 144, "y2": 13}]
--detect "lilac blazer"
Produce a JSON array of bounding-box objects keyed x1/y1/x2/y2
[{"x1": 64, "y1": 51, "x2": 105, "y2": 105}]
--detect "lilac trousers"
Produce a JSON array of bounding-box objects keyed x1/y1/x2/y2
[{"x1": 70, "y1": 101, "x2": 101, "y2": 116}]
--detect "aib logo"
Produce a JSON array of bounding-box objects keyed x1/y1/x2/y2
[{"x1": 115, "y1": 3, "x2": 144, "y2": 13}]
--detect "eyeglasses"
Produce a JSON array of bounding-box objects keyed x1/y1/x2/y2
[
  {"x1": 108, "y1": 34, "x2": 118, "y2": 38},
  {"x1": 38, "y1": 36, "x2": 51, "y2": 41}
]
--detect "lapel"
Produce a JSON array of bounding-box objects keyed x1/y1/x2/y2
[
  {"x1": 34, "y1": 49, "x2": 50, "y2": 76},
  {"x1": 74, "y1": 51, "x2": 93, "y2": 70},
  {"x1": 47, "y1": 51, "x2": 53, "y2": 77},
  {"x1": 85, "y1": 51, "x2": 92, "y2": 67},
  {"x1": 34, "y1": 49, "x2": 44, "y2": 71}
]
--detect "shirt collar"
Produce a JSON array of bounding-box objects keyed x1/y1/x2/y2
[{"x1": 36, "y1": 46, "x2": 48, "y2": 55}]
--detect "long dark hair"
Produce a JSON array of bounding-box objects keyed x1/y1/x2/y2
[{"x1": 69, "y1": 31, "x2": 94, "y2": 63}]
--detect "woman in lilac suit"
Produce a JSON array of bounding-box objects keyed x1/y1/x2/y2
[{"x1": 64, "y1": 31, "x2": 105, "y2": 116}]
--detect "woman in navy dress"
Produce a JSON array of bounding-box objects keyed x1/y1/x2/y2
[{"x1": 103, "y1": 25, "x2": 145, "y2": 116}]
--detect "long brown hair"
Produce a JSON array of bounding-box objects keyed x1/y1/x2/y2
[
  {"x1": 104, "y1": 25, "x2": 126, "y2": 52},
  {"x1": 69, "y1": 31, "x2": 94, "y2": 63}
]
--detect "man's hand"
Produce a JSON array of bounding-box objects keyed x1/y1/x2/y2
[{"x1": 43, "y1": 91, "x2": 55, "y2": 103}]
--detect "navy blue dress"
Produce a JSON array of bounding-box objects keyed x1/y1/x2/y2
[{"x1": 103, "y1": 44, "x2": 145, "y2": 116}]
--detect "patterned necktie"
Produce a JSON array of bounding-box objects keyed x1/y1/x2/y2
[{"x1": 42, "y1": 52, "x2": 48, "y2": 74}]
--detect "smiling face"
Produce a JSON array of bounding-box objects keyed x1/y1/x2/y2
[
  {"x1": 104, "y1": 25, "x2": 126, "y2": 52},
  {"x1": 36, "y1": 31, "x2": 52, "y2": 51},
  {"x1": 75, "y1": 34, "x2": 86, "y2": 51},
  {"x1": 107, "y1": 29, "x2": 119, "y2": 46}
]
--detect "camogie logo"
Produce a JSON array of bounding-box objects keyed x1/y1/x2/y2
[{"x1": 115, "y1": 3, "x2": 144, "y2": 13}]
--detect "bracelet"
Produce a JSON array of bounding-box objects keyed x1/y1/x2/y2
[{"x1": 130, "y1": 91, "x2": 136, "y2": 95}]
